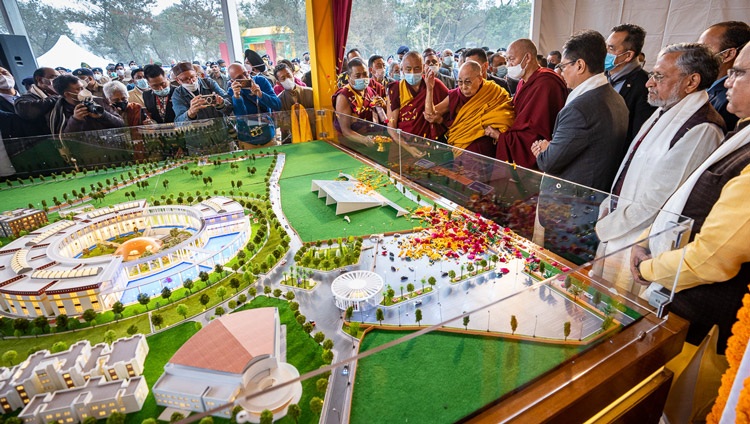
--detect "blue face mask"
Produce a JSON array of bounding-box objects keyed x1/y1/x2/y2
[
  {"x1": 443, "y1": 56, "x2": 453, "y2": 66},
  {"x1": 403, "y1": 72, "x2": 422, "y2": 86},
  {"x1": 153, "y1": 87, "x2": 170, "y2": 96},
  {"x1": 604, "y1": 51, "x2": 628, "y2": 72},
  {"x1": 393, "y1": 73, "x2": 402, "y2": 81},
  {"x1": 351, "y1": 78, "x2": 369, "y2": 91},
  {"x1": 495, "y1": 65, "x2": 508, "y2": 78},
  {"x1": 220, "y1": 67, "x2": 226, "y2": 73},
  {"x1": 135, "y1": 79, "x2": 148, "y2": 90}
]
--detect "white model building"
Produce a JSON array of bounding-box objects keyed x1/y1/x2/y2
[
  {"x1": 331, "y1": 270, "x2": 384, "y2": 311},
  {"x1": 0, "y1": 334, "x2": 148, "y2": 420},
  {"x1": 0, "y1": 197, "x2": 249, "y2": 318},
  {"x1": 311, "y1": 173, "x2": 409, "y2": 216},
  {"x1": 153, "y1": 308, "x2": 302, "y2": 422}
]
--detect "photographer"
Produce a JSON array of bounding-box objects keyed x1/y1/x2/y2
[
  {"x1": 48, "y1": 74, "x2": 124, "y2": 135},
  {"x1": 227, "y1": 63, "x2": 280, "y2": 146},
  {"x1": 171, "y1": 61, "x2": 233, "y2": 122},
  {"x1": 104, "y1": 81, "x2": 153, "y2": 127}
]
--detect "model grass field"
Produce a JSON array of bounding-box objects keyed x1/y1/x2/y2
[{"x1": 351, "y1": 330, "x2": 586, "y2": 423}]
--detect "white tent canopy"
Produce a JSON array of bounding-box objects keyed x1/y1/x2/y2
[
  {"x1": 36, "y1": 35, "x2": 112, "y2": 71},
  {"x1": 532, "y1": 0, "x2": 750, "y2": 70}
]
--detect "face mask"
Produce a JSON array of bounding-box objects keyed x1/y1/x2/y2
[
  {"x1": 506, "y1": 55, "x2": 525, "y2": 80},
  {"x1": 220, "y1": 67, "x2": 226, "y2": 73},
  {"x1": 0, "y1": 75, "x2": 15, "y2": 90},
  {"x1": 112, "y1": 100, "x2": 128, "y2": 111},
  {"x1": 116, "y1": 69, "x2": 125, "y2": 77},
  {"x1": 372, "y1": 69, "x2": 385, "y2": 79},
  {"x1": 93, "y1": 73, "x2": 102, "y2": 81},
  {"x1": 153, "y1": 86, "x2": 170, "y2": 96},
  {"x1": 76, "y1": 88, "x2": 93, "y2": 102},
  {"x1": 443, "y1": 56, "x2": 453, "y2": 66},
  {"x1": 546, "y1": 63, "x2": 556, "y2": 70},
  {"x1": 110, "y1": 72, "x2": 117, "y2": 78},
  {"x1": 604, "y1": 51, "x2": 629, "y2": 71},
  {"x1": 130, "y1": 66, "x2": 138, "y2": 70},
  {"x1": 403, "y1": 72, "x2": 422, "y2": 86},
  {"x1": 393, "y1": 73, "x2": 402, "y2": 81},
  {"x1": 495, "y1": 65, "x2": 508, "y2": 78},
  {"x1": 135, "y1": 79, "x2": 149, "y2": 90},
  {"x1": 280, "y1": 78, "x2": 296, "y2": 90},
  {"x1": 351, "y1": 78, "x2": 369, "y2": 91},
  {"x1": 181, "y1": 82, "x2": 199, "y2": 92},
  {"x1": 429, "y1": 65, "x2": 440, "y2": 74}
]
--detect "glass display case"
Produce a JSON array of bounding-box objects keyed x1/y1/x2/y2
[{"x1": 0, "y1": 110, "x2": 691, "y2": 424}]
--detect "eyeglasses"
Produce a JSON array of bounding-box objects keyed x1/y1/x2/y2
[
  {"x1": 456, "y1": 78, "x2": 476, "y2": 87},
  {"x1": 555, "y1": 61, "x2": 576, "y2": 72},
  {"x1": 727, "y1": 67, "x2": 747, "y2": 80},
  {"x1": 647, "y1": 72, "x2": 667, "y2": 82}
]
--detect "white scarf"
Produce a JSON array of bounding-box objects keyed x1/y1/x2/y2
[
  {"x1": 565, "y1": 73, "x2": 608, "y2": 106},
  {"x1": 649, "y1": 120, "x2": 750, "y2": 255},
  {"x1": 611, "y1": 91, "x2": 710, "y2": 192}
]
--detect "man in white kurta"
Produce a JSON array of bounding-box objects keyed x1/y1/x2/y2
[{"x1": 594, "y1": 43, "x2": 725, "y2": 292}]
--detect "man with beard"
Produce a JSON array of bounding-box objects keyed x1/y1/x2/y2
[{"x1": 596, "y1": 43, "x2": 725, "y2": 292}]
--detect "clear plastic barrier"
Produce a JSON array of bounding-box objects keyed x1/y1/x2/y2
[{"x1": 0, "y1": 110, "x2": 692, "y2": 424}]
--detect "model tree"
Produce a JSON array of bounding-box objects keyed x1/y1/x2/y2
[
  {"x1": 316, "y1": 377, "x2": 328, "y2": 394},
  {"x1": 215, "y1": 307, "x2": 226, "y2": 317},
  {"x1": 406, "y1": 283, "x2": 414, "y2": 293},
  {"x1": 415, "y1": 308, "x2": 423, "y2": 326},
  {"x1": 463, "y1": 315, "x2": 470, "y2": 330},
  {"x1": 106, "y1": 411, "x2": 125, "y2": 424},
  {"x1": 259, "y1": 410, "x2": 273, "y2": 424},
  {"x1": 273, "y1": 288, "x2": 282, "y2": 298},
  {"x1": 112, "y1": 302, "x2": 124, "y2": 320},
  {"x1": 216, "y1": 286, "x2": 227, "y2": 300},
  {"x1": 287, "y1": 404, "x2": 301, "y2": 423},
  {"x1": 376, "y1": 308, "x2": 384, "y2": 325},
  {"x1": 82, "y1": 309, "x2": 97, "y2": 324},
  {"x1": 183, "y1": 279, "x2": 194, "y2": 294},
  {"x1": 345, "y1": 306, "x2": 354, "y2": 321},
  {"x1": 248, "y1": 286, "x2": 257, "y2": 298},
  {"x1": 199, "y1": 293, "x2": 210, "y2": 310},
  {"x1": 137, "y1": 293, "x2": 151, "y2": 310},
  {"x1": 127, "y1": 325, "x2": 139, "y2": 336},
  {"x1": 176, "y1": 304, "x2": 189, "y2": 320},
  {"x1": 564, "y1": 321, "x2": 571, "y2": 341},
  {"x1": 230, "y1": 277, "x2": 240, "y2": 293},
  {"x1": 104, "y1": 330, "x2": 117, "y2": 345},
  {"x1": 263, "y1": 285, "x2": 272, "y2": 295},
  {"x1": 510, "y1": 315, "x2": 518, "y2": 335},
  {"x1": 152, "y1": 314, "x2": 164, "y2": 329},
  {"x1": 2, "y1": 350, "x2": 17, "y2": 366},
  {"x1": 161, "y1": 287, "x2": 172, "y2": 304}
]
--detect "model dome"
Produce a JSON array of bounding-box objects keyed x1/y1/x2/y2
[{"x1": 114, "y1": 237, "x2": 162, "y2": 261}]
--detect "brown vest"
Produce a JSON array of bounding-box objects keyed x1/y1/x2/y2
[{"x1": 670, "y1": 120, "x2": 750, "y2": 353}]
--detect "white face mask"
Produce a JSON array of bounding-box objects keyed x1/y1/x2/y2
[
  {"x1": 116, "y1": 69, "x2": 125, "y2": 77},
  {"x1": 506, "y1": 55, "x2": 526, "y2": 80},
  {"x1": 372, "y1": 68, "x2": 386, "y2": 79},
  {"x1": 0, "y1": 74, "x2": 15, "y2": 90},
  {"x1": 280, "y1": 78, "x2": 296, "y2": 91},
  {"x1": 181, "y1": 81, "x2": 199, "y2": 92},
  {"x1": 71, "y1": 88, "x2": 93, "y2": 102},
  {"x1": 93, "y1": 73, "x2": 102, "y2": 81},
  {"x1": 429, "y1": 65, "x2": 440, "y2": 74}
]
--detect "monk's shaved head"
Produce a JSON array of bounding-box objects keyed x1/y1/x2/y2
[
  {"x1": 508, "y1": 39, "x2": 538, "y2": 57},
  {"x1": 227, "y1": 63, "x2": 246, "y2": 79},
  {"x1": 458, "y1": 60, "x2": 482, "y2": 77},
  {"x1": 403, "y1": 51, "x2": 422, "y2": 63}
]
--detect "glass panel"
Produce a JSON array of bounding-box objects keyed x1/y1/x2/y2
[{"x1": 0, "y1": 110, "x2": 692, "y2": 423}]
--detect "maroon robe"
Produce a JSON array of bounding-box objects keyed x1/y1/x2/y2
[
  {"x1": 332, "y1": 85, "x2": 378, "y2": 133},
  {"x1": 387, "y1": 79, "x2": 449, "y2": 140},
  {"x1": 369, "y1": 78, "x2": 386, "y2": 98},
  {"x1": 495, "y1": 67, "x2": 568, "y2": 168}
]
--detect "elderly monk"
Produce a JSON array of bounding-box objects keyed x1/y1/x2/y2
[{"x1": 424, "y1": 60, "x2": 515, "y2": 157}]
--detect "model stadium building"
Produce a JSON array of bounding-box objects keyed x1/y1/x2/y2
[
  {"x1": 331, "y1": 270, "x2": 384, "y2": 311},
  {"x1": 0, "y1": 197, "x2": 249, "y2": 318},
  {"x1": 1, "y1": 334, "x2": 148, "y2": 422},
  {"x1": 152, "y1": 308, "x2": 302, "y2": 422},
  {"x1": 310, "y1": 174, "x2": 409, "y2": 216}
]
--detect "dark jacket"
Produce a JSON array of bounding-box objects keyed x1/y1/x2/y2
[
  {"x1": 614, "y1": 67, "x2": 656, "y2": 148},
  {"x1": 143, "y1": 87, "x2": 176, "y2": 124},
  {"x1": 48, "y1": 97, "x2": 125, "y2": 135},
  {"x1": 537, "y1": 82, "x2": 629, "y2": 192},
  {"x1": 488, "y1": 74, "x2": 511, "y2": 94},
  {"x1": 708, "y1": 76, "x2": 738, "y2": 132}
]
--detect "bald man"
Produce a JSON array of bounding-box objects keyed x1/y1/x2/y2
[
  {"x1": 490, "y1": 39, "x2": 567, "y2": 169},
  {"x1": 424, "y1": 60, "x2": 514, "y2": 158}
]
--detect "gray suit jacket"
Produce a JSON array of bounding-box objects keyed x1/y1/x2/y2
[{"x1": 537, "y1": 83, "x2": 629, "y2": 192}]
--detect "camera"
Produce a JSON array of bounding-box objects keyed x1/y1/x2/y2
[
  {"x1": 83, "y1": 98, "x2": 104, "y2": 114},
  {"x1": 201, "y1": 95, "x2": 215, "y2": 105}
]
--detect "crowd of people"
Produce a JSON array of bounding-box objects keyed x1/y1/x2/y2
[{"x1": 0, "y1": 20, "x2": 749, "y2": 356}]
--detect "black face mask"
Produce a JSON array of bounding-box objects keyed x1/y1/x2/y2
[
  {"x1": 112, "y1": 100, "x2": 128, "y2": 111},
  {"x1": 547, "y1": 63, "x2": 557, "y2": 70}
]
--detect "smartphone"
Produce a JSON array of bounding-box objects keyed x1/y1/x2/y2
[
  {"x1": 235, "y1": 79, "x2": 254, "y2": 88},
  {"x1": 140, "y1": 109, "x2": 149, "y2": 122}
]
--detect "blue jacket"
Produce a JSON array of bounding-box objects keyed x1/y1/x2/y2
[{"x1": 228, "y1": 75, "x2": 281, "y2": 116}]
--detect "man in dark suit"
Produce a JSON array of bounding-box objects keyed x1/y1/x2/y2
[
  {"x1": 698, "y1": 21, "x2": 750, "y2": 132},
  {"x1": 605, "y1": 24, "x2": 656, "y2": 149},
  {"x1": 142, "y1": 64, "x2": 176, "y2": 124},
  {"x1": 533, "y1": 30, "x2": 629, "y2": 192}
]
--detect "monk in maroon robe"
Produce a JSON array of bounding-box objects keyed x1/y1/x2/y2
[
  {"x1": 333, "y1": 58, "x2": 386, "y2": 148},
  {"x1": 488, "y1": 39, "x2": 568, "y2": 169}
]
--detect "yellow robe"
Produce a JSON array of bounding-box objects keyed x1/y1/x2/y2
[{"x1": 447, "y1": 81, "x2": 515, "y2": 152}]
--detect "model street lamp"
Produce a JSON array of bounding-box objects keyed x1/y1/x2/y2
[{"x1": 534, "y1": 314, "x2": 538, "y2": 338}]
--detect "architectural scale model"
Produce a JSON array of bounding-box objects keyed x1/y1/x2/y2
[
  {"x1": 0, "y1": 208, "x2": 48, "y2": 238},
  {"x1": 153, "y1": 308, "x2": 301, "y2": 422},
  {"x1": 1, "y1": 334, "x2": 148, "y2": 423},
  {"x1": 0, "y1": 197, "x2": 249, "y2": 318}
]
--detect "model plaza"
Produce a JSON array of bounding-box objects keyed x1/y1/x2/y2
[{"x1": 0, "y1": 197, "x2": 249, "y2": 318}]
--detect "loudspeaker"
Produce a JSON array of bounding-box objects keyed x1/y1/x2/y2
[{"x1": 0, "y1": 34, "x2": 37, "y2": 94}]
